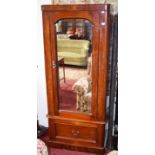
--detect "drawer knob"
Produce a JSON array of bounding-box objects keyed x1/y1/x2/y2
[{"x1": 71, "y1": 130, "x2": 80, "y2": 137}]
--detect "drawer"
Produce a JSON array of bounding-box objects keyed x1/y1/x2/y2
[{"x1": 54, "y1": 123, "x2": 98, "y2": 144}]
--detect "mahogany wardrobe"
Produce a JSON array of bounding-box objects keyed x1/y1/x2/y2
[{"x1": 41, "y1": 4, "x2": 110, "y2": 153}]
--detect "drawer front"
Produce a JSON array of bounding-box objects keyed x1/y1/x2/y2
[
  {"x1": 56, "y1": 124, "x2": 97, "y2": 141},
  {"x1": 49, "y1": 118, "x2": 105, "y2": 148},
  {"x1": 55, "y1": 123, "x2": 97, "y2": 144}
]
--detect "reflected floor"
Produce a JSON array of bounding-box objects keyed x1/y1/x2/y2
[{"x1": 59, "y1": 66, "x2": 87, "y2": 80}]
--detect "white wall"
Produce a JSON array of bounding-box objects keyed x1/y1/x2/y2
[{"x1": 37, "y1": 0, "x2": 51, "y2": 127}]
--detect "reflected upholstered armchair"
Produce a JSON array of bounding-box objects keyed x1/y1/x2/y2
[{"x1": 72, "y1": 55, "x2": 92, "y2": 112}]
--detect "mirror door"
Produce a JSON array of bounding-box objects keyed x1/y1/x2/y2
[{"x1": 49, "y1": 12, "x2": 100, "y2": 118}]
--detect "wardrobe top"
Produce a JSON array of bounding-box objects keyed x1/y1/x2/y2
[{"x1": 41, "y1": 4, "x2": 110, "y2": 12}]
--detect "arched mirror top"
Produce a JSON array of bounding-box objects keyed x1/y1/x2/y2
[
  {"x1": 52, "y1": 14, "x2": 97, "y2": 25},
  {"x1": 54, "y1": 18, "x2": 94, "y2": 26}
]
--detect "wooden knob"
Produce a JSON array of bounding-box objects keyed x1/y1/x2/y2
[{"x1": 71, "y1": 130, "x2": 80, "y2": 137}]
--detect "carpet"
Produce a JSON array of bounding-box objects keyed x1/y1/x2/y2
[{"x1": 59, "y1": 79, "x2": 76, "y2": 111}]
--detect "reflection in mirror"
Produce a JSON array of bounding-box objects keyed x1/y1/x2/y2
[{"x1": 55, "y1": 19, "x2": 93, "y2": 114}]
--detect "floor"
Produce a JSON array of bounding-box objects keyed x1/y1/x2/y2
[{"x1": 48, "y1": 147, "x2": 103, "y2": 155}]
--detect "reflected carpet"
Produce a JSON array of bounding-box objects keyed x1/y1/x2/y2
[{"x1": 59, "y1": 79, "x2": 76, "y2": 111}]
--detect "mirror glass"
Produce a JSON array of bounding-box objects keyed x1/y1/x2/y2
[{"x1": 55, "y1": 19, "x2": 93, "y2": 114}]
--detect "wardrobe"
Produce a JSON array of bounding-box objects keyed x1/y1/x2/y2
[{"x1": 41, "y1": 4, "x2": 110, "y2": 153}]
